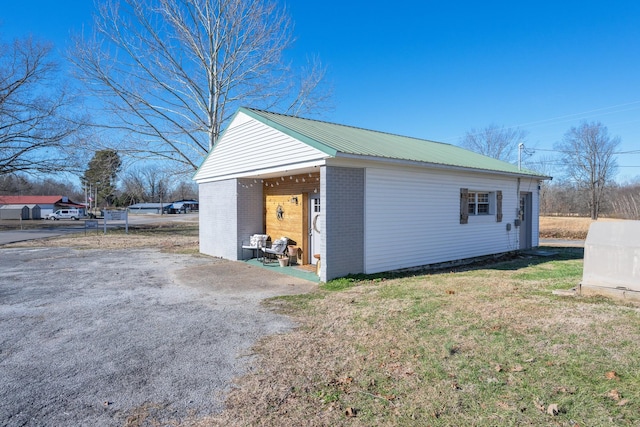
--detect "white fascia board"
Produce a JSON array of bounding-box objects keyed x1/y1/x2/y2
[
  {"x1": 332, "y1": 152, "x2": 551, "y2": 180},
  {"x1": 193, "y1": 159, "x2": 328, "y2": 184}
]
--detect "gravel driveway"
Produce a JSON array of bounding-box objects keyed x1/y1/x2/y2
[{"x1": 0, "y1": 247, "x2": 316, "y2": 426}]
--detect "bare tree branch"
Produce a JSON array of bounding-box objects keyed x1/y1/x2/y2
[
  {"x1": 460, "y1": 124, "x2": 528, "y2": 163},
  {"x1": 0, "y1": 36, "x2": 84, "y2": 176},
  {"x1": 555, "y1": 121, "x2": 619, "y2": 220},
  {"x1": 69, "y1": 0, "x2": 330, "y2": 172}
]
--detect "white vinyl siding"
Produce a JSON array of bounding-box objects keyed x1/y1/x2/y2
[
  {"x1": 194, "y1": 112, "x2": 328, "y2": 182},
  {"x1": 364, "y1": 167, "x2": 520, "y2": 274}
]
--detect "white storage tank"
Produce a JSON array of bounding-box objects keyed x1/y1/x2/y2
[{"x1": 580, "y1": 220, "x2": 640, "y2": 300}]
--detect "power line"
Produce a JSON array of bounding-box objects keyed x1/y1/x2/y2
[
  {"x1": 440, "y1": 100, "x2": 640, "y2": 144},
  {"x1": 533, "y1": 148, "x2": 561, "y2": 152},
  {"x1": 510, "y1": 100, "x2": 640, "y2": 130},
  {"x1": 523, "y1": 147, "x2": 640, "y2": 155}
]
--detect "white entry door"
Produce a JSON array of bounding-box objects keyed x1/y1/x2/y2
[{"x1": 309, "y1": 195, "x2": 321, "y2": 265}]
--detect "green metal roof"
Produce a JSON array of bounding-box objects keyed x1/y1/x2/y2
[{"x1": 240, "y1": 107, "x2": 547, "y2": 178}]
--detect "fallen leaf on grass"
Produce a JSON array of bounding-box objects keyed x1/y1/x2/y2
[
  {"x1": 553, "y1": 386, "x2": 575, "y2": 395},
  {"x1": 607, "y1": 389, "x2": 622, "y2": 401},
  {"x1": 511, "y1": 364, "x2": 524, "y2": 372},
  {"x1": 605, "y1": 371, "x2": 620, "y2": 381},
  {"x1": 340, "y1": 376, "x2": 353, "y2": 385},
  {"x1": 496, "y1": 401, "x2": 515, "y2": 410},
  {"x1": 329, "y1": 376, "x2": 354, "y2": 392},
  {"x1": 617, "y1": 399, "x2": 629, "y2": 406}
]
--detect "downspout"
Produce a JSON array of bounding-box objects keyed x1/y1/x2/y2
[{"x1": 516, "y1": 177, "x2": 521, "y2": 249}]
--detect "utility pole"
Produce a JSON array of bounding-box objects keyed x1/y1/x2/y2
[{"x1": 518, "y1": 142, "x2": 524, "y2": 171}]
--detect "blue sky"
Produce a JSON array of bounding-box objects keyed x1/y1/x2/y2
[{"x1": 3, "y1": 1, "x2": 640, "y2": 181}]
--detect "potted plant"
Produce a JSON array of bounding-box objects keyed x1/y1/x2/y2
[
  {"x1": 278, "y1": 253, "x2": 289, "y2": 267},
  {"x1": 287, "y1": 245, "x2": 298, "y2": 265}
]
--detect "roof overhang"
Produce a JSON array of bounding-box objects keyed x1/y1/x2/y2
[
  {"x1": 333, "y1": 152, "x2": 552, "y2": 180},
  {"x1": 195, "y1": 152, "x2": 551, "y2": 184},
  {"x1": 194, "y1": 159, "x2": 328, "y2": 184},
  {"x1": 57, "y1": 202, "x2": 86, "y2": 208}
]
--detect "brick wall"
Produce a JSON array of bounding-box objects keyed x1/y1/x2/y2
[{"x1": 323, "y1": 166, "x2": 365, "y2": 280}]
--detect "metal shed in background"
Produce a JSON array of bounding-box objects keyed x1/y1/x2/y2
[
  {"x1": 26, "y1": 204, "x2": 42, "y2": 220},
  {"x1": 0, "y1": 205, "x2": 30, "y2": 220},
  {"x1": 128, "y1": 203, "x2": 165, "y2": 214}
]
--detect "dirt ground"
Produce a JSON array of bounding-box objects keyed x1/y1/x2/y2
[
  {"x1": 0, "y1": 226, "x2": 317, "y2": 426},
  {"x1": 2, "y1": 221, "x2": 201, "y2": 252}
]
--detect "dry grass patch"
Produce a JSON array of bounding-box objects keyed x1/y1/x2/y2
[
  {"x1": 4, "y1": 222, "x2": 200, "y2": 253},
  {"x1": 539, "y1": 216, "x2": 593, "y2": 239},
  {"x1": 539, "y1": 216, "x2": 627, "y2": 240},
  {"x1": 191, "y1": 249, "x2": 640, "y2": 427}
]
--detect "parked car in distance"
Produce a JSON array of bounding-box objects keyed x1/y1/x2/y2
[
  {"x1": 46, "y1": 209, "x2": 82, "y2": 220},
  {"x1": 163, "y1": 200, "x2": 199, "y2": 214}
]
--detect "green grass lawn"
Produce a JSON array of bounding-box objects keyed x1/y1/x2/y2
[{"x1": 200, "y1": 247, "x2": 640, "y2": 427}]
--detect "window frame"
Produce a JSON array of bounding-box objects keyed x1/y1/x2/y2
[{"x1": 467, "y1": 191, "x2": 493, "y2": 216}]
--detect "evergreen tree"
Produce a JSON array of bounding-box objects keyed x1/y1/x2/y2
[{"x1": 82, "y1": 150, "x2": 121, "y2": 206}]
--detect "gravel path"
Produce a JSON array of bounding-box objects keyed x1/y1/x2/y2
[{"x1": 0, "y1": 247, "x2": 316, "y2": 426}]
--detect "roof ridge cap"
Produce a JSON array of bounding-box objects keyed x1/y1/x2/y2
[{"x1": 243, "y1": 107, "x2": 453, "y2": 147}]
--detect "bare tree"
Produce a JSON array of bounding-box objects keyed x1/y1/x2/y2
[
  {"x1": 0, "y1": 174, "x2": 31, "y2": 194},
  {"x1": 539, "y1": 180, "x2": 586, "y2": 216},
  {"x1": 461, "y1": 124, "x2": 528, "y2": 163},
  {"x1": 610, "y1": 182, "x2": 640, "y2": 219},
  {"x1": 0, "y1": 36, "x2": 83, "y2": 176},
  {"x1": 555, "y1": 121, "x2": 619, "y2": 220},
  {"x1": 170, "y1": 180, "x2": 198, "y2": 201},
  {"x1": 69, "y1": 0, "x2": 330, "y2": 173},
  {"x1": 140, "y1": 167, "x2": 171, "y2": 203},
  {"x1": 119, "y1": 168, "x2": 147, "y2": 205}
]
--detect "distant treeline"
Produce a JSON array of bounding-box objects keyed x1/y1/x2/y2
[
  {"x1": 541, "y1": 181, "x2": 640, "y2": 219},
  {"x1": 0, "y1": 174, "x2": 198, "y2": 207}
]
